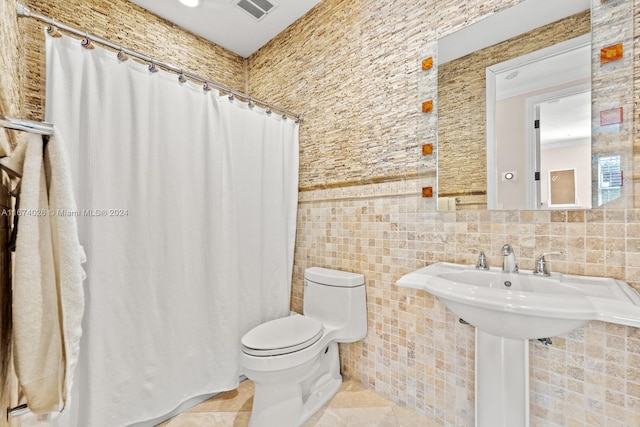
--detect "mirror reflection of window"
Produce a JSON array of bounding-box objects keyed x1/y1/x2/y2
[{"x1": 598, "y1": 155, "x2": 622, "y2": 206}]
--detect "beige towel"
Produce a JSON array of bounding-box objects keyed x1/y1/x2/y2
[
  {"x1": 13, "y1": 134, "x2": 64, "y2": 413},
  {"x1": 45, "y1": 132, "x2": 86, "y2": 408},
  {"x1": 13, "y1": 131, "x2": 86, "y2": 414},
  {"x1": 0, "y1": 138, "x2": 27, "y2": 178}
]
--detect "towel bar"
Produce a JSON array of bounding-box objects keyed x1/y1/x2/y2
[
  {"x1": 7, "y1": 403, "x2": 29, "y2": 419},
  {"x1": 0, "y1": 116, "x2": 54, "y2": 136}
]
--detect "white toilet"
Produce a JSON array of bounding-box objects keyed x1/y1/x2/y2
[{"x1": 240, "y1": 267, "x2": 367, "y2": 427}]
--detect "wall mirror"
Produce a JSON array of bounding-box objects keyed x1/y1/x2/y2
[{"x1": 431, "y1": 0, "x2": 634, "y2": 211}]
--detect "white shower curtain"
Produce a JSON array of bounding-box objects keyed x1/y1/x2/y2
[{"x1": 44, "y1": 34, "x2": 299, "y2": 427}]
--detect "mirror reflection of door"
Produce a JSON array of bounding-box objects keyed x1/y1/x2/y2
[
  {"x1": 537, "y1": 90, "x2": 591, "y2": 209},
  {"x1": 487, "y1": 34, "x2": 592, "y2": 210}
]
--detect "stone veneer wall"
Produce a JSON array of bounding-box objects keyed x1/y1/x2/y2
[
  {"x1": 18, "y1": 0, "x2": 246, "y2": 122},
  {"x1": 2, "y1": 0, "x2": 640, "y2": 425},
  {"x1": 249, "y1": 0, "x2": 640, "y2": 425}
]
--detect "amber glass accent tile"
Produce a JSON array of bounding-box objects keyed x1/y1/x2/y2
[
  {"x1": 600, "y1": 107, "x2": 623, "y2": 126},
  {"x1": 421, "y1": 187, "x2": 433, "y2": 198},
  {"x1": 421, "y1": 100, "x2": 433, "y2": 113},
  {"x1": 421, "y1": 57, "x2": 433, "y2": 70},
  {"x1": 422, "y1": 144, "x2": 433, "y2": 155},
  {"x1": 600, "y1": 43, "x2": 623, "y2": 63}
]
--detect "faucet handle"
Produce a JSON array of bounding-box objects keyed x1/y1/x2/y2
[
  {"x1": 501, "y1": 244, "x2": 513, "y2": 255},
  {"x1": 533, "y1": 251, "x2": 562, "y2": 276},
  {"x1": 469, "y1": 247, "x2": 489, "y2": 270}
]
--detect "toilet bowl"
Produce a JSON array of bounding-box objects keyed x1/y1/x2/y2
[{"x1": 240, "y1": 267, "x2": 367, "y2": 427}]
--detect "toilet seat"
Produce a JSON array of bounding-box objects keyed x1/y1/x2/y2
[{"x1": 241, "y1": 315, "x2": 324, "y2": 357}]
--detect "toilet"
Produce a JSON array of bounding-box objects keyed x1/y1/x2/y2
[{"x1": 240, "y1": 267, "x2": 367, "y2": 427}]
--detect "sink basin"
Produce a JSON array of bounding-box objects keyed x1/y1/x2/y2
[{"x1": 397, "y1": 262, "x2": 640, "y2": 339}]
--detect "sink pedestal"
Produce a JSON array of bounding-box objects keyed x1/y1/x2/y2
[{"x1": 475, "y1": 329, "x2": 529, "y2": 427}]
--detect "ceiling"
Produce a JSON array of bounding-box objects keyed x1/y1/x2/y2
[
  {"x1": 128, "y1": 0, "x2": 321, "y2": 58},
  {"x1": 494, "y1": 36, "x2": 591, "y2": 147}
]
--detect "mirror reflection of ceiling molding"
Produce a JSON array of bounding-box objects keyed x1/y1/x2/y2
[
  {"x1": 494, "y1": 35, "x2": 591, "y2": 100},
  {"x1": 438, "y1": 0, "x2": 590, "y2": 64},
  {"x1": 490, "y1": 34, "x2": 592, "y2": 150}
]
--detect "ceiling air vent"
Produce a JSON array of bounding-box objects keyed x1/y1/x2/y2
[{"x1": 235, "y1": 0, "x2": 277, "y2": 20}]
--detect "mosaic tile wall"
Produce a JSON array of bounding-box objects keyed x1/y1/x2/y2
[
  {"x1": 294, "y1": 183, "x2": 640, "y2": 426},
  {"x1": 2, "y1": 0, "x2": 640, "y2": 425}
]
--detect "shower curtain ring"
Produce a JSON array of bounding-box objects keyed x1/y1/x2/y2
[
  {"x1": 248, "y1": 99, "x2": 255, "y2": 109},
  {"x1": 203, "y1": 82, "x2": 212, "y2": 92},
  {"x1": 178, "y1": 71, "x2": 187, "y2": 84},
  {"x1": 117, "y1": 46, "x2": 128, "y2": 62},
  {"x1": 81, "y1": 32, "x2": 94, "y2": 49},
  {"x1": 266, "y1": 108, "x2": 272, "y2": 116},
  {"x1": 228, "y1": 93, "x2": 234, "y2": 101},
  {"x1": 148, "y1": 62, "x2": 158, "y2": 73},
  {"x1": 46, "y1": 19, "x2": 61, "y2": 38},
  {"x1": 282, "y1": 114, "x2": 287, "y2": 120}
]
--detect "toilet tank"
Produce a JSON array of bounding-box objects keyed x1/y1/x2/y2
[{"x1": 303, "y1": 267, "x2": 367, "y2": 342}]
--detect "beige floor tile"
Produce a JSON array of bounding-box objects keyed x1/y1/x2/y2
[
  {"x1": 392, "y1": 406, "x2": 438, "y2": 427},
  {"x1": 327, "y1": 380, "x2": 395, "y2": 409},
  {"x1": 305, "y1": 407, "x2": 399, "y2": 427},
  {"x1": 159, "y1": 411, "x2": 251, "y2": 427},
  {"x1": 337, "y1": 379, "x2": 368, "y2": 392},
  {"x1": 159, "y1": 378, "x2": 434, "y2": 427},
  {"x1": 187, "y1": 381, "x2": 254, "y2": 413},
  {"x1": 303, "y1": 407, "x2": 347, "y2": 427}
]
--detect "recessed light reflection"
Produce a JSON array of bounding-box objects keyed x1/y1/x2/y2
[{"x1": 178, "y1": 0, "x2": 201, "y2": 7}]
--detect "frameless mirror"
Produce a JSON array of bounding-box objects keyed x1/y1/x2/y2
[{"x1": 431, "y1": 0, "x2": 634, "y2": 211}]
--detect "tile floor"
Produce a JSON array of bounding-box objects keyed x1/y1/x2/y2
[{"x1": 158, "y1": 379, "x2": 435, "y2": 426}]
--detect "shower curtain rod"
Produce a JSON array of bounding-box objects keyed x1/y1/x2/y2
[{"x1": 16, "y1": 2, "x2": 304, "y2": 122}]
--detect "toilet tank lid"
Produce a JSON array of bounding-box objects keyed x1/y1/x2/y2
[{"x1": 304, "y1": 267, "x2": 364, "y2": 287}]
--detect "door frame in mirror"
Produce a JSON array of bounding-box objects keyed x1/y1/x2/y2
[{"x1": 485, "y1": 34, "x2": 591, "y2": 210}]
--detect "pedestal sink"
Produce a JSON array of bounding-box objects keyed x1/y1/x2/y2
[{"x1": 397, "y1": 262, "x2": 640, "y2": 427}]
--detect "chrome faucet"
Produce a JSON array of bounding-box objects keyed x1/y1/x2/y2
[
  {"x1": 470, "y1": 247, "x2": 489, "y2": 270},
  {"x1": 501, "y1": 244, "x2": 518, "y2": 273},
  {"x1": 533, "y1": 251, "x2": 562, "y2": 276}
]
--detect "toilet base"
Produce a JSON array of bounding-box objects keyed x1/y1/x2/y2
[
  {"x1": 299, "y1": 371, "x2": 341, "y2": 425},
  {"x1": 247, "y1": 342, "x2": 342, "y2": 427}
]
